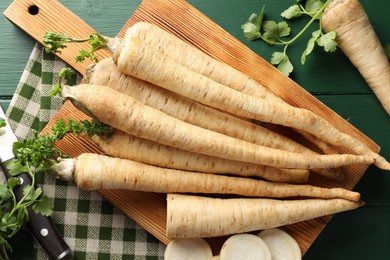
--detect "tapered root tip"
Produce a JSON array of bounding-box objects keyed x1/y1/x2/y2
[{"x1": 372, "y1": 154, "x2": 390, "y2": 171}]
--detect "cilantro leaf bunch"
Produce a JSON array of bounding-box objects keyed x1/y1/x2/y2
[{"x1": 241, "y1": 0, "x2": 337, "y2": 76}]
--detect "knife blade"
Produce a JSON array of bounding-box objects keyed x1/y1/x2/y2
[{"x1": 0, "y1": 107, "x2": 71, "y2": 259}]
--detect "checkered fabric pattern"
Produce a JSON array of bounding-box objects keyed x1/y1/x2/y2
[{"x1": 4, "y1": 43, "x2": 165, "y2": 259}]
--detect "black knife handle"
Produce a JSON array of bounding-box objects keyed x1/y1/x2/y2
[{"x1": 0, "y1": 161, "x2": 72, "y2": 259}]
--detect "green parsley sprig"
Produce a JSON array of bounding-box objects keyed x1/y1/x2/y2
[
  {"x1": 0, "y1": 118, "x2": 5, "y2": 129},
  {"x1": 43, "y1": 31, "x2": 108, "y2": 63},
  {"x1": 52, "y1": 118, "x2": 112, "y2": 139},
  {"x1": 241, "y1": 0, "x2": 337, "y2": 76},
  {"x1": 0, "y1": 116, "x2": 111, "y2": 259},
  {"x1": 0, "y1": 130, "x2": 58, "y2": 259}
]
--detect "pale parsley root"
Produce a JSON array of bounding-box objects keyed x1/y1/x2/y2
[
  {"x1": 322, "y1": 0, "x2": 390, "y2": 116},
  {"x1": 166, "y1": 194, "x2": 363, "y2": 238},
  {"x1": 219, "y1": 234, "x2": 271, "y2": 260},
  {"x1": 241, "y1": 0, "x2": 337, "y2": 76},
  {"x1": 257, "y1": 228, "x2": 302, "y2": 260},
  {"x1": 164, "y1": 238, "x2": 213, "y2": 260}
]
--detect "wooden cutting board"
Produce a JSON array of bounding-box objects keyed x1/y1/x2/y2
[{"x1": 4, "y1": 0, "x2": 379, "y2": 256}]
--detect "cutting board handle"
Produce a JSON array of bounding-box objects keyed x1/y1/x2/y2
[{"x1": 3, "y1": 0, "x2": 111, "y2": 76}]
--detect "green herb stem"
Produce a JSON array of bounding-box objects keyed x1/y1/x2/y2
[
  {"x1": 0, "y1": 245, "x2": 9, "y2": 260},
  {"x1": 286, "y1": 5, "x2": 323, "y2": 42},
  {"x1": 241, "y1": 0, "x2": 336, "y2": 76},
  {"x1": 11, "y1": 163, "x2": 35, "y2": 212},
  {"x1": 43, "y1": 31, "x2": 110, "y2": 62}
]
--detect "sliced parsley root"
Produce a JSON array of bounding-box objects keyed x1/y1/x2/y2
[
  {"x1": 322, "y1": 0, "x2": 390, "y2": 116},
  {"x1": 164, "y1": 238, "x2": 213, "y2": 260},
  {"x1": 241, "y1": 0, "x2": 337, "y2": 76}
]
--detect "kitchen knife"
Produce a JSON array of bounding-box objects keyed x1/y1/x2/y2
[{"x1": 0, "y1": 107, "x2": 71, "y2": 259}]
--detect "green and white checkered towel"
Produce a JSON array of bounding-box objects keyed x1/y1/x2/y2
[{"x1": 5, "y1": 43, "x2": 165, "y2": 259}]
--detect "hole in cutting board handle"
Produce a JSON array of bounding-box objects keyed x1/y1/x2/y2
[{"x1": 28, "y1": 5, "x2": 39, "y2": 15}]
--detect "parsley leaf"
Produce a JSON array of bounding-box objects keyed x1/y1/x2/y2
[
  {"x1": 32, "y1": 196, "x2": 53, "y2": 217},
  {"x1": 23, "y1": 186, "x2": 42, "y2": 202},
  {"x1": 317, "y1": 30, "x2": 337, "y2": 52},
  {"x1": 263, "y1": 21, "x2": 291, "y2": 43},
  {"x1": 43, "y1": 31, "x2": 73, "y2": 54},
  {"x1": 5, "y1": 160, "x2": 28, "y2": 177},
  {"x1": 43, "y1": 31, "x2": 108, "y2": 63},
  {"x1": 281, "y1": 5, "x2": 303, "y2": 19},
  {"x1": 0, "y1": 118, "x2": 5, "y2": 129},
  {"x1": 6, "y1": 177, "x2": 21, "y2": 190},
  {"x1": 305, "y1": 0, "x2": 325, "y2": 17},
  {"x1": 271, "y1": 52, "x2": 294, "y2": 76},
  {"x1": 0, "y1": 184, "x2": 12, "y2": 201},
  {"x1": 0, "y1": 108, "x2": 112, "y2": 257},
  {"x1": 241, "y1": 0, "x2": 335, "y2": 76},
  {"x1": 301, "y1": 30, "x2": 321, "y2": 64},
  {"x1": 241, "y1": 8, "x2": 265, "y2": 41},
  {"x1": 52, "y1": 118, "x2": 112, "y2": 139}
]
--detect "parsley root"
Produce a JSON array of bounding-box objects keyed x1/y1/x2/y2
[
  {"x1": 91, "y1": 129, "x2": 310, "y2": 183},
  {"x1": 53, "y1": 153, "x2": 360, "y2": 200},
  {"x1": 166, "y1": 194, "x2": 364, "y2": 238},
  {"x1": 62, "y1": 84, "x2": 374, "y2": 169},
  {"x1": 257, "y1": 228, "x2": 302, "y2": 260},
  {"x1": 219, "y1": 234, "x2": 271, "y2": 260},
  {"x1": 44, "y1": 23, "x2": 389, "y2": 170},
  {"x1": 86, "y1": 58, "x2": 311, "y2": 154},
  {"x1": 164, "y1": 238, "x2": 213, "y2": 260},
  {"x1": 322, "y1": 0, "x2": 390, "y2": 116},
  {"x1": 86, "y1": 58, "x2": 343, "y2": 180},
  {"x1": 111, "y1": 37, "x2": 387, "y2": 169}
]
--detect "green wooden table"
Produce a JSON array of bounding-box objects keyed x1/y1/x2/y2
[{"x1": 1, "y1": 0, "x2": 389, "y2": 259}]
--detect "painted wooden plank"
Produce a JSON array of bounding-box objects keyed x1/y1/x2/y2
[
  {"x1": 306, "y1": 206, "x2": 390, "y2": 259},
  {"x1": 1, "y1": 0, "x2": 389, "y2": 259},
  {"x1": 25, "y1": 0, "x2": 381, "y2": 255},
  {"x1": 0, "y1": 100, "x2": 11, "y2": 112}
]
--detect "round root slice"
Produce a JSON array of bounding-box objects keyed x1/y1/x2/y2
[
  {"x1": 164, "y1": 238, "x2": 213, "y2": 260},
  {"x1": 258, "y1": 228, "x2": 301, "y2": 260},
  {"x1": 220, "y1": 234, "x2": 271, "y2": 260}
]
